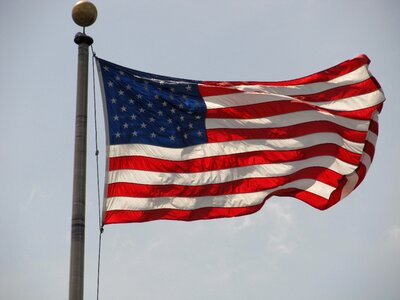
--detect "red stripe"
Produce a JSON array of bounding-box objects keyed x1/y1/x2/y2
[
  {"x1": 355, "y1": 163, "x2": 368, "y2": 188},
  {"x1": 282, "y1": 189, "x2": 330, "y2": 210},
  {"x1": 205, "y1": 79, "x2": 380, "y2": 121},
  {"x1": 205, "y1": 78, "x2": 382, "y2": 121},
  {"x1": 201, "y1": 55, "x2": 370, "y2": 88},
  {"x1": 330, "y1": 105, "x2": 382, "y2": 120},
  {"x1": 329, "y1": 123, "x2": 378, "y2": 205},
  {"x1": 354, "y1": 119, "x2": 378, "y2": 189},
  {"x1": 369, "y1": 119, "x2": 379, "y2": 135},
  {"x1": 104, "y1": 204, "x2": 265, "y2": 223},
  {"x1": 208, "y1": 101, "x2": 381, "y2": 121},
  {"x1": 292, "y1": 78, "x2": 380, "y2": 102},
  {"x1": 107, "y1": 167, "x2": 343, "y2": 198},
  {"x1": 324, "y1": 176, "x2": 347, "y2": 209},
  {"x1": 109, "y1": 144, "x2": 361, "y2": 173},
  {"x1": 207, "y1": 100, "x2": 314, "y2": 119},
  {"x1": 364, "y1": 140, "x2": 376, "y2": 160},
  {"x1": 349, "y1": 122, "x2": 378, "y2": 191},
  {"x1": 198, "y1": 85, "x2": 244, "y2": 97},
  {"x1": 104, "y1": 184, "x2": 334, "y2": 223},
  {"x1": 207, "y1": 121, "x2": 367, "y2": 143}
]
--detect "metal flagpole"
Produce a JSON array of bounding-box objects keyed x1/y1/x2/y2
[{"x1": 69, "y1": 2, "x2": 97, "y2": 300}]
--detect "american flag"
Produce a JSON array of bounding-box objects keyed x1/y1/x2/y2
[{"x1": 96, "y1": 55, "x2": 384, "y2": 224}]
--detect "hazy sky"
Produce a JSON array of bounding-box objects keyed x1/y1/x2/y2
[{"x1": 1, "y1": 1, "x2": 399, "y2": 299}]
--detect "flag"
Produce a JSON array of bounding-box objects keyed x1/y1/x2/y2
[{"x1": 96, "y1": 55, "x2": 384, "y2": 224}]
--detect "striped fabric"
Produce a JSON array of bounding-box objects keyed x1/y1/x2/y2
[{"x1": 97, "y1": 55, "x2": 384, "y2": 224}]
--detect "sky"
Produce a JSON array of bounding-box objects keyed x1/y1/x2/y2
[{"x1": 0, "y1": 0, "x2": 399, "y2": 299}]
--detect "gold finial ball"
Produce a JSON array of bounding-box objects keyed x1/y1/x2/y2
[{"x1": 72, "y1": 1, "x2": 97, "y2": 27}]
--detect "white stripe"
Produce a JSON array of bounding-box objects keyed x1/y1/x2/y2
[
  {"x1": 106, "y1": 179, "x2": 335, "y2": 211},
  {"x1": 206, "y1": 110, "x2": 370, "y2": 131},
  {"x1": 232, "y1": 65, "x2": 371, "y2": 96},
  {"x1": 109, "y1": 132, "x2": 365, "y2": 160},
  {"x1": 340, "y1": 150, "x2": 373, "y2": 200},
  {"x1": 108, "y1": 155, "x2": 357, "y2": 186},
  {"x1": 357, "y1": 121, "x2": 378, "y2": 173},
  {"x1": 362, "y1": 130, "x2": 377, "y2": 170},
  {"x1": 340, "y1": 172, "x2": 359, "y2": 199},
  {"x1": 315, "y1": 90, "x2": 384, "y2": 111},
  {"x1": 204, "y1": 87, "x2": 383, "y2": 112},
  {"x1": 204, "y1": 90, "x2": 385, "y2": 111},
  {"x1": 205, "y1": 92, "x2": 296, "y2": 109},
  {"x1": 340, "y1": 120, "x2": 378, "y2": 200}
]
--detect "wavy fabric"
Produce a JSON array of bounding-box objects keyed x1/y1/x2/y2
[{"x1": 96, "y1": 55, "x2": 384, "y2": 224}]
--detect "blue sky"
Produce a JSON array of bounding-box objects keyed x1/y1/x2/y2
[{"x1": 0, "y1": 1, "x2": 399, "y2": 299}]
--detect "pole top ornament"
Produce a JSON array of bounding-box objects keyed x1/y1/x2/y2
[{"x1": 72, "y1": 1, "x2": 97, "y2": 27}]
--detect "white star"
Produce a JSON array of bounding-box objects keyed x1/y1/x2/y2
[
  {"x1": 170, "y1": 87, "x2": 175, "y2": 93},
  {"x1": 169, "y1": 94, "x2": 174, "y2": 100},
  {"x1": 159, "y1": 126, "x2": 165, "y2": 132},
  {"x1": 149, "y1": 117, "x2": 155, "y2": 123},
  {"x1": 180, "y1": 116, "x2": 185, "y2": 121},
  {"x1": 121, "y1": 106, "x2": 127, "y2": 112},
  {"x1": 129, "y1": 99, "x2": 135, "y2": 104},
  {"x1": 176, "y1": 126, "x2": 181, "y2": 132},
  {"x1": 107, "y1": 81, "x2": 113, "y2": 87},
  {"x1": 115, "y1": 75, "x2": 121, "y2": 81},
  {"x1": 197, "y1": 131, "x2": 202, "y2": 137},
  {"x1": 195, "y1": 115, "x2": 201, "y2": 120},
  {"x1": 157, "y1": 110, "x2": 163, "y2": 116},
  {"x1": 123, "y1": 123, "x2": 129, "y2": 129},
  {"x1": 103, "y1": 66, "x2": 109, "y2": 71},
  {"x1": 136, "y1": 94, "x2": 143, "y2": 99},
  {"x1": 183, "y1": 133, "x2": 188, "y2": 139},
  {"x1": 118, "y1": 90, "x2": 124, "y2": 96},
  {"x1": 115, "y1": 132, "x2": 121, "y2": 138},
  {"x1": 119, "y1": 71, "x2": 125, "y2": 75},
  {"x1": 130, "y1": 114, "x2": 137, "y2": 120},
  {"x1": 185, "y1": 85, "x2": 192, "y2": 91},
  {"x1": 147, "y1": 102, "x2": 153, "y2": 108},
  {"x1": 154, "y1": 95, "x2": 160, "y2": 100},
  {"x1": 132, "y1": 131, "x2": 138, "y2": 137},
  {"x1": 126, "y1": 84, "x2": 132, "y2": 90},
  {"x1": 183, "y1": 95, "x2": 188, "y2": 99},
  {"x1": 169, "y1": 135, "x2": 176, "y2": 141},
  {"x1": 162, "y1": 101, "x2": 168, "y2": 107},
  {"x1": 170, "y1": 108, "x2": 176, "y2": 114},
  {"x1": 141, "y1": 122, "x2": 147, "y2": 128},
  {"x1": 188, "y1": 123, "x2": 193, "y2": 129},
  {"x1": 150, "y1": 132, "x2": 156, "y2": 138},
  {"x1": 113, "y1": 115, "x2": 119, "y2": 121},
  {"x1": 178, "y1": 103, "x2": 184, "y2": 109},
  {"x1": 110, "y1": 98, "x2": 117, "y2": 104},
  {"x1": 168, "y1": 118, "x2": 173, "y2": 124},
  {"x1": 139, "y1": 108, "x2": 145, "y2": 113}
]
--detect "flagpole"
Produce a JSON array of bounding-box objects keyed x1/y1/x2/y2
[{"x1": 70, "y1": 2, "x2": 97, "y2": 300}]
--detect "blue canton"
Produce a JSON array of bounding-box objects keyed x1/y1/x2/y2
[{"x1": 98, "y1": 58, "x2": 207, "y2": 148}]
